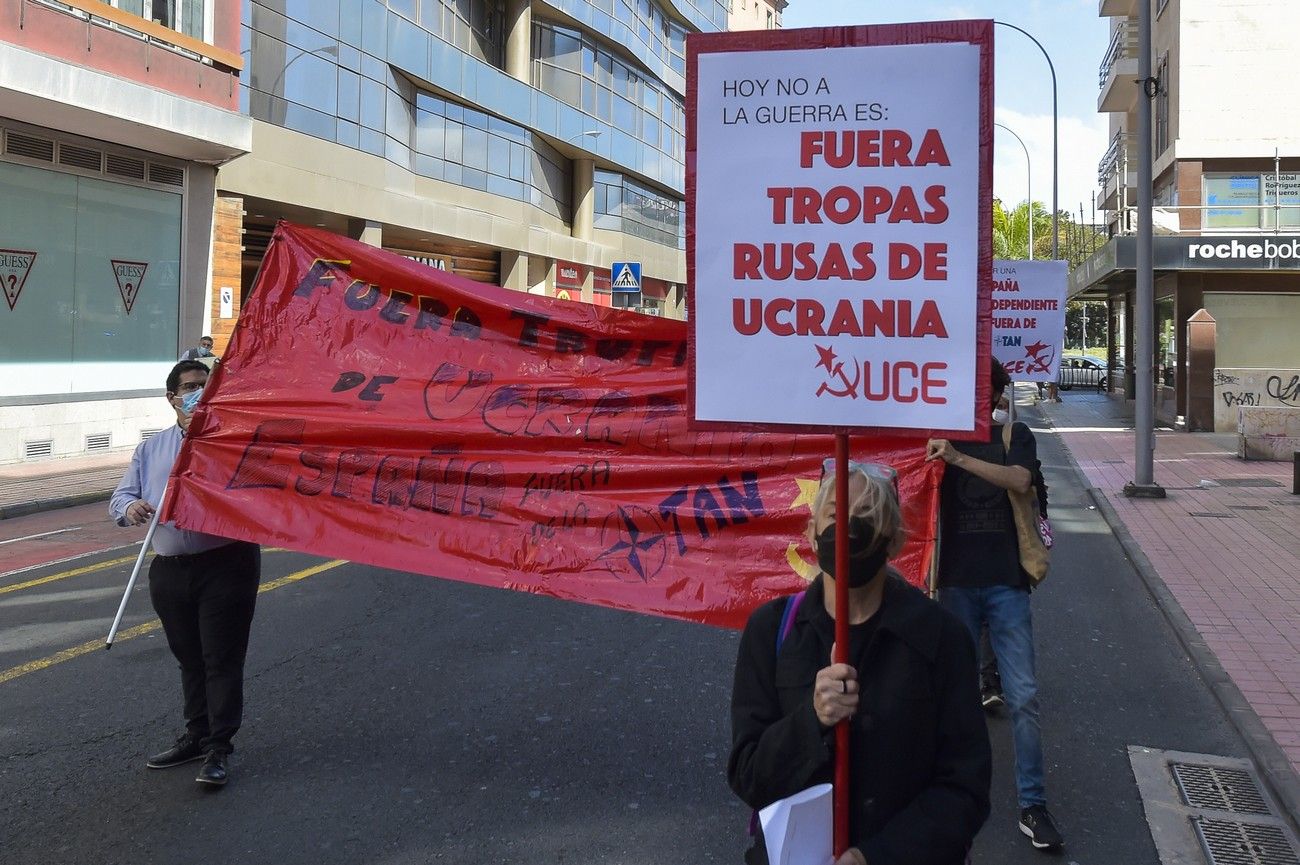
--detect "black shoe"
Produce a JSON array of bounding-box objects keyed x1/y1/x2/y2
[
  {"x1": 1019, "y1": 805, "x2": 1064, "y2": 850},
  {"x1": 980, "y1": 685, "x2": 1005, "y2": 710},
  {"x1": 146, "y1": 732, "x2": 205, "y2": 769},
  {"x1": 195, "y1": 751, "x2": 228, "y2": 787}
]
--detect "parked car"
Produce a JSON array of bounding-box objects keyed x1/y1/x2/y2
[{"x1": 1058, "y1": 355, "x2": 1121, "y2": 391}]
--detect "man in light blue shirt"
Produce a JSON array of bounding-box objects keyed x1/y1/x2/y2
[{"x1": 110, "y1": 359, "x2": 260, "y2": 788}]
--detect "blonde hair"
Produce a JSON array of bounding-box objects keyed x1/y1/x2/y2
[{"x1": 807, "y1": 467, "x2": 906, "y2": 558}]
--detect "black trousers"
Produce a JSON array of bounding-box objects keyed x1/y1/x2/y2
[{"x1": 148, "y1": 541, "x2": 260, "y2": 754}]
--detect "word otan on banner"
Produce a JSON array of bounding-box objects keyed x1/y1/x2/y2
[
  {"x1": 688, "y1": 23, "x2": 993, "y2": 438},
  {"x1": 990, "y1": 259, "x2": 1067, "y2": 382}
]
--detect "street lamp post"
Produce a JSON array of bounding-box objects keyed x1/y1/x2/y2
[
  {"x1": 995, "y1": 123, "x2": 1033, "y2": 260},
  {"x1": 995, "y1": 21, "x2": 1058, "y2": 260}
]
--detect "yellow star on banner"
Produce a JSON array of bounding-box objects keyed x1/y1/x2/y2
[{"x1": 790, "y1": 476, "x2": 819, "y2": 511}]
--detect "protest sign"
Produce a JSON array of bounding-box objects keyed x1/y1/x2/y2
[
  {"x1": 990, "y1": 259, "x2": 1068, "y2": 382},
  {"x1": 162, "y1": 223, "x2": 942, "y2": 629},
  {"x1": 688, "y1": 22, "x2": 993, "y2": 438}
]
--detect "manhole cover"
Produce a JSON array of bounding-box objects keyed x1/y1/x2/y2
[
  {"x1": 1173, "y1": 763, "x2": 1271, "y2": 814},
  {"x1": 1193, "y1": 817, "x2": 1300, "y2": 865},
  {"x1": 1212, "y1": 478, "x2": 1284, "y2": 488}
]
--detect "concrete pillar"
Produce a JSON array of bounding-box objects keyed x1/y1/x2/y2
[
  {"x1": 572, "y1": 158, "x2": 595, "y2": 241},
  {"x1": 356, "y1": 220, "x2": 382, "y2": 247},
  {"x1": 1186, "y1": 308, "x2": 1217, "y2": 432},
  {"x1": 501, "y1": 250, "x2": 529, "y2": 292},
  {"x1": 580, "y1": 267, "x2": 595, "y2": 304},
  {"x1": 505, "y1": 0, "x2": 532, "y2": 82}
]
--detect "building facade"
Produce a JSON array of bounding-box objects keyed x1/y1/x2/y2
[
  {"x1": 726, "y1": 0, "x2": 783, "y2": 31},
  {"x1": 0, "y1": 0, "x2": 252, "y2": 465},
  {"x1": 218, "y1": 0, "x2": 723, "y2": 349},
  {"x1": 1074, "y1": 0, "x2": 1300, "y2": 430}
]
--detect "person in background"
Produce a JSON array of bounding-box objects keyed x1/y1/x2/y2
[
  {"x1": 729, "y1": 461, "x2": 990, "y2": 865},
  {"x1": 109, "y1": 360, "x2": 259, "y2": 788},
  {"x1": 180, "y1": 336, "x2": 219, "y2": 364},
  {"x1": 926, "y1": 359, "x2": 1064, "y2": 852},
  {"x1": 979, "y1": 393, "x2": 1050, "y2": 710}
]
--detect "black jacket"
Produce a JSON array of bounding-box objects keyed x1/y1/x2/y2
[{"x1": 728, "y1": 574, "x2": 991, "y2": 865}]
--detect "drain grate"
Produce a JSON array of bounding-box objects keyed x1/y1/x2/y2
[
  {"x1": 1212, "y1": 478, "x2": 1283, "y2": 488},
  {"x1": 1174, "y1": 763, "x2": 1271, "y2": 815},
  {"x1": 1193, "y1": 817, "x2": 1300, "y2": 865},
  {"x1": 1227, "y1": 505, "x2": 1270, "y2": 511},
  {"x1": 1189, "y1": 512, "x2": 1236, "y2": 518}
]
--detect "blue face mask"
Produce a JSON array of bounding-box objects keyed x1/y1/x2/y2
[{"x1": 180, "y1": 387, "x2": 204, "y2": 416}]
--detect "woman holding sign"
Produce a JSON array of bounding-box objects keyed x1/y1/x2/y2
[{"x1": 728, "y1": 462, "x2": 990, "y2": 865}]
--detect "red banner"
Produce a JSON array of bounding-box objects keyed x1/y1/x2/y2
[{"x1": 164, "y1": 223, "x2": 941, "y2": 629}]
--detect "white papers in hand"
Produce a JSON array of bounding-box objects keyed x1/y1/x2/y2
[{"x1": 758, "y1": 782, "x2": 834, "y2": 865}]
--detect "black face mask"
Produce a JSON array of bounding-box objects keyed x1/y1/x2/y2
[{"x1": 816, "y1": 515, "x2": 889, "y2": 588}]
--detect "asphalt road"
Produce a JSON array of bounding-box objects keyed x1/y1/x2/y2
[{"x1": 0, "y1": 400, "x2": 1253, "y2": 865}]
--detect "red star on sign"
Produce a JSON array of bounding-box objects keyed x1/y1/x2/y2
[
  {"x1": 1024, "y1": 340, "x2": 1049, "y2": 358},
  {"x1": 815, "y1": 344, "x2": 837, "y2": 373}
]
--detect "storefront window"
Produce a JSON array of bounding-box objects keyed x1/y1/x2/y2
[
  {"x1": 1155, "y1": 296, "x2": 1175, "y2": 390},
  {"x1": 0, "y1": 160, "x2": 181, "y2": 397},
  {"x1": 1202, "y1": 172, "x2": 1300, "y2": 230}
]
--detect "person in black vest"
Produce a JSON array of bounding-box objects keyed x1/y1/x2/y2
[
  {"x1": 925, "y1": 359, "x2": 1064, "y2": 851},
  {"x1": 729, "y1": 461, "x2": 990, "y2": 865}
]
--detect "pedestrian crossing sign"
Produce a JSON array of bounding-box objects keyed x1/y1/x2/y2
[{"x1": 611, "y1": 261, "x2": 642, "y2": 292}]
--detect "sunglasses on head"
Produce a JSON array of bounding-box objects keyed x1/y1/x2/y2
[{"x1": 820, "y1": 458, "x2": 899, "y2": 492}]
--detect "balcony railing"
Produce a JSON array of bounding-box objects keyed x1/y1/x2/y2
[
  {"x1": 1098, "y1": 20, "x2": 1137, "y2": 89},
  {"x1": 1096, "y1": 130, "x2": 1134, "y2": 185},
  {"x1": 27, "y1": 0, "x2": 243, "y2": 71},
  {"x1": 1107, "y1": 204, "x2": 1300, "y2": 236}
]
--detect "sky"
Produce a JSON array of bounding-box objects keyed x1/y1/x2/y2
[{"x1": 781, "y1": 0, "x2": 1110, "y2": 223}]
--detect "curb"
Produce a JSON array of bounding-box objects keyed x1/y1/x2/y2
[
  {"x1": 0, "y1": 490, "x2": 112, "y2": 521},
  {"x1": 1025, "y1": 389, "x2": 1300, "y2": 829}
]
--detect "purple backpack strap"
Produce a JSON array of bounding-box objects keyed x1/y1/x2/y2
[
  {"x1": 776, "y1": 590, "x2": 807, "y2": 653},
  {"x1": 750, "y1": 591, "x2": 809, "y2": 836}
]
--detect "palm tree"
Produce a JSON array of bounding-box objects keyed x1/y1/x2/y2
[{"x1": 992, "y1": 199, "x2": 1055, "y2": 260}]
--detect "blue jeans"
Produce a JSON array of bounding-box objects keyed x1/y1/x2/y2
[{"x1": 939, "y1": 585, "x2": 1046, "y2": 809}]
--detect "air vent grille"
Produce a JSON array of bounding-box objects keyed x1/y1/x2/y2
[
  {"x1": 139, "y1": 428, "x2": 161, "y2": 442},
  {"x1": 59, "y1": 143, "x2": 103, "y2": 171},
  {"x1": 85, "y1": 433, "x2": 112, "y2": 451},
  {"x1": 5, "y1": 131, "x2": 55, "y2": 162},
  {"x1": 24, "y1": 440, "x2": 53, "y2": 459},
  {"x1": 148, "y1": 163, "x2": 185, "y2": 186},
  {"x1": 107, "y1": 154, "x2": 147, "y2": 180}
]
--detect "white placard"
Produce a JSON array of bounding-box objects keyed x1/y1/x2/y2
[
  {"x1": 220, "y1": 286, "x2": 234, "y2": 319},
  {"x1": 990, "y1": 259, "x2": 1067, "y2": 382},
  {"x1": 690, "y1": 29, "x2": 989, "y2": 435}
]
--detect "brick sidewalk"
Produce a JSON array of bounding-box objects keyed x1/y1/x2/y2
[{"x1": 1038, "y1": 390, "x2": 1300, "y2": 776}]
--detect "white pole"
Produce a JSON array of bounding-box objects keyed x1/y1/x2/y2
[{"x1": 105, "y1": 481, "x2": 167, "y2": 649}]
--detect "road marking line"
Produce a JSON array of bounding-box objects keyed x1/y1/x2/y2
[
  {"x1": 0, "y1": 559, "x2": 348, "y2": 686},
  {"x1": 0, "y1": 543, "x2": 140, "y2": 582},
  {"x1": 0, "y1": 547, "x2": 299, "y2": 596},
  {"x1": 0, "y1": 555, "x2": 138, "y2": 596},
  {"x1": 0, "y1": 528, "x2": 81, "y2": 547}
]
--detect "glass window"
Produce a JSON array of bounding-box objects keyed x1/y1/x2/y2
[
  {"x1": 416, "y1": 111, "x2": 445, "y2": 157},
  {"x1": 338, "y1": 68, "x2": 361, "y2": 122},
  {"x1": 388, "y1": 0, "x2": 417, "y2": 20},
  {"x1": 1204, "y1": 174, "x2": 1262, "y2": 229},
  {"x1": 444, "y1": 120, "x2": 464, "y2": 163},
  {"x1": 359, "y1": 77, "x2": 385, "y2": 130},
  {"x1": 0, "y1": 160, "x2": 182, "y2": 396},
  {"x1": 487, "y1": 134, "x2": 510, "y2": 175},
  {"x1": 463, "y1": 126, "x2": 488, "y2": 170}
]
